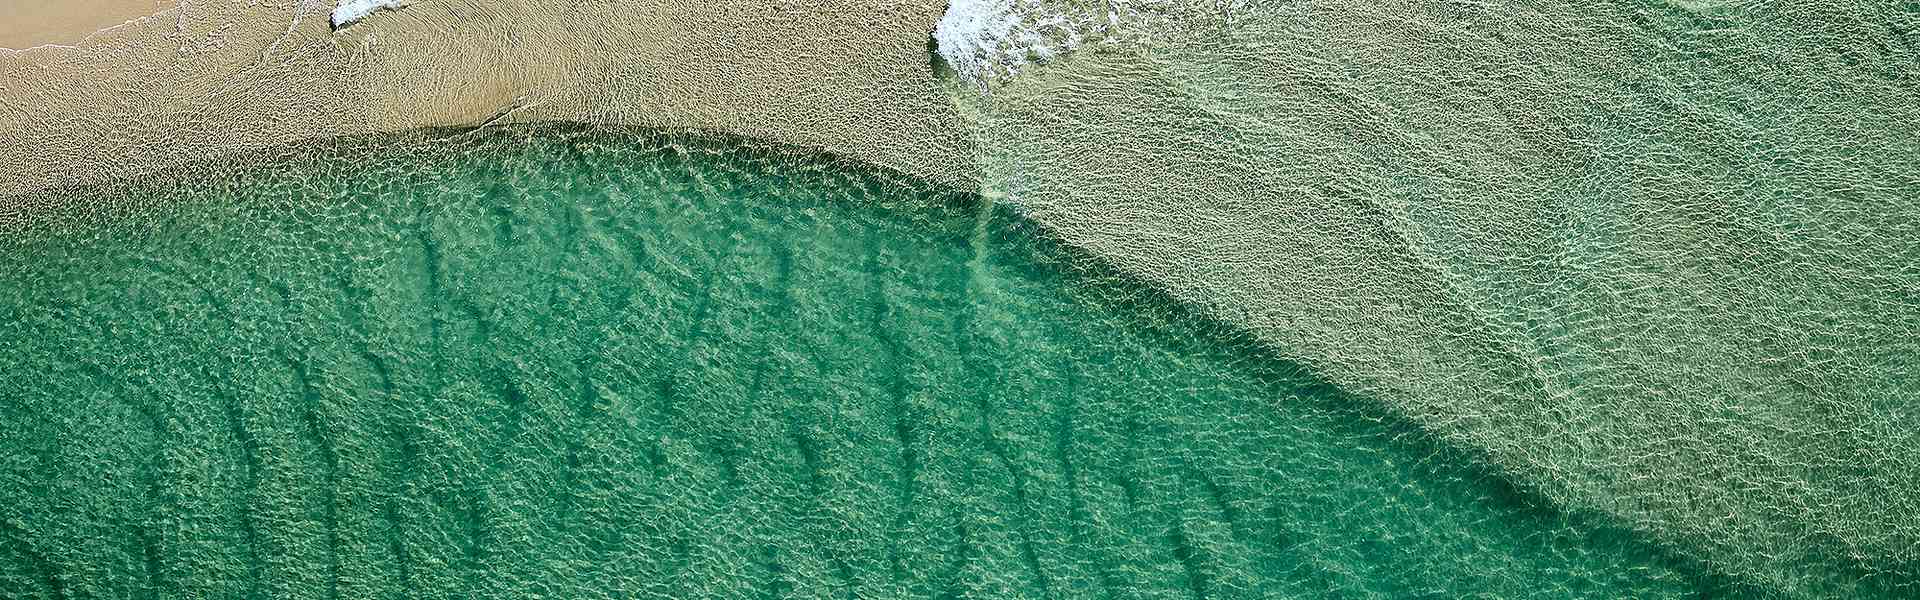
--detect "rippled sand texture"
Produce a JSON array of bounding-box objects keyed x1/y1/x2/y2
[
  {"x1": 958, "y1": 1, "x2": 1919, "y2": 595},
  {"x1": 0, "y1": 128, "x2": 1747, "y2": 598},
  {"x1": 0, "y1": 0, "x2": 974, "y2": 211},
  {"x1": 5, "y1": 0, "x2": 1918, "y2": 597}
]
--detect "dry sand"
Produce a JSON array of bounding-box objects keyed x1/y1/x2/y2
[{"x1": 0, "y1": 0, "x2": 977, "y2": 221}]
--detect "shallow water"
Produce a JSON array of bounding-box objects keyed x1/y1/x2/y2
[
  {"x1": 951, "y1": 2, "x2": 1920, "y2": 595},
  {"x1": 0, "y1": 129, "x2": 1740, "y2": 597},
  {"x1": 1, "y1": 0, "x2": 1911, "y2": 595}
]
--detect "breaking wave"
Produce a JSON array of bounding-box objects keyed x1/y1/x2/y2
[{"x1": 934, "y1": 0, "x2": 1218, "y2": 88}]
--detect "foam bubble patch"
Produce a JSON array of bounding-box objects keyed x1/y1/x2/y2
[{"x1": 331, "y1": 0, "x2": 410, "y2": 29}]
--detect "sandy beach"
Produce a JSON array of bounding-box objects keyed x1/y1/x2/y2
[
  {"x1": 0, "y1": 0, "x2": 976, "y2": 208},
  {"x1": 0, "y1": 0, "x2": 171, "y2": 50},
  {"x1": 3, "y1": 1, "x2": 1916, "y2": 597}
]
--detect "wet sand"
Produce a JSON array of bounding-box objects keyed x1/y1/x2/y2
[
  {"x1": 6, "y1": 1, "x2": 1916, "y2": 596},
  {"x1": 0, "y1": 0, "x2": 976, "y2": 216},
  {"x1": 0, "y1": 0, "x2": 170, "y2": 50}
]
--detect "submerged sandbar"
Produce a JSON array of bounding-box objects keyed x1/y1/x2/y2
[{"x1": 0, "y1": 0, "x2": 170, "y2": 50}]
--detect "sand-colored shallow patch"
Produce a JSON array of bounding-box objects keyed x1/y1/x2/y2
[{"x1": 0, "y1": 0, "x2": 975, "y2": 218}]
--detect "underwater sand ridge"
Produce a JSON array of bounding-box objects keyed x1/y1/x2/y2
[{"x1": 4, "y1": 0, "x2": 1917, "y2": 597}]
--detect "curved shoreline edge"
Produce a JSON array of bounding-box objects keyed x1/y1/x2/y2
[
  {"x1": 1, "y1": 122, "x2": 973, "y2": 240},
  {"x1": 0, "y1": 0, "x2": 978, "y2": 205},
  {"x1": 4, "y1": 1, "x2": 1916, "y2": 597},
  {"x1": 0, "y1": 121, "x2": 1760, "y2": 598},
  {"x1": 952, "y1": 4, "x2": 1919, "y2": 596}
]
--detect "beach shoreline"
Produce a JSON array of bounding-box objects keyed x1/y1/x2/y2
[
  {"x1": 0, "y1": 0, "x2": 978, "y2": 206},
  {"x1": 4, "y1": 1, "x2": 1915, "y2": 596},
  {"x1": 0, "y1": 0, "x2": 172, "y2": 51}
]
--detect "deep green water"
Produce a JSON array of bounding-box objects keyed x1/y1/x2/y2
[{"x1": 0, "y1": 129, "x2": 1745, "y2": 597}]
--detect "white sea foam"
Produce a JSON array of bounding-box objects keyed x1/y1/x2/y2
[
  {"x1": 332, "y1": 0, "x2": 410, "y2": 29},
  {"x1": 934, "y1": 0, "x2": 1017, "y2": 83},
  {"x1": 933, "y1": 0, "x2": 1187, "y2": 90},
  {"x1": 935, "y1": 0, "x2": 1072, "y2": 88}
]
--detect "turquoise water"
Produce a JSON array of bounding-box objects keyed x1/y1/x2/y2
[
  {"x1": 956, "y1": 2, "x2": 1919, "y2": 595},
  {"x1": 1, "y1": 128, "x2": 1743, "y2": 597}
]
